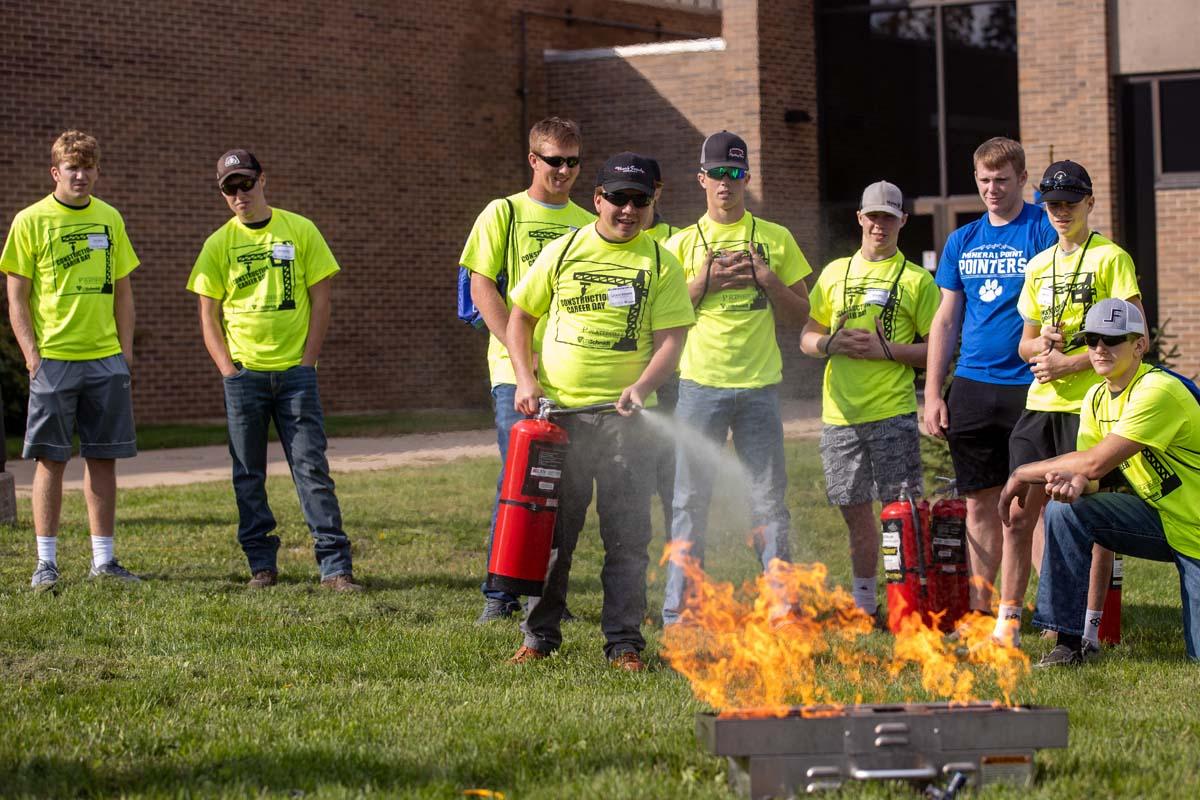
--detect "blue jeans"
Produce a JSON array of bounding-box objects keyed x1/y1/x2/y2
[
  {"x1": 1035, "y1": 493, "x2": 1200, "y2": 660},
  {"x1": 663, "y1": 381, "x2": 791, "y2": 625},
  {"x1": 481, "y1": 383, "x2": 527, "y2": 602},
  {"x1": 522, "y1": 412, "x2": 653, "y2": 658},
  {"x1": 223, "y1": 365, "x2": 352, "y2": 580}
]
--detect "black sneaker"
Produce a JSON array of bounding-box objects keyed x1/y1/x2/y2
[
  {"x1": 1035, "y1": 644, "x2": 1084, "y2": 668},
  {"x1": 476, "y1": 597, "x2": 521, "y2": 624}
]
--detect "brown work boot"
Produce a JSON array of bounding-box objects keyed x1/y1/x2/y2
[
  {"x1": 508, "y1": 645, "x2": 549, "y2": 664},
  {"x1": 248, "y1": 569, "x2": 278, "y2": 589},
  {"x1": 609, "y1": 651, "x2": 647, "y2": 672},
  {"x1": 320, "y1": 573, "x2": 364, "y2": 592}
]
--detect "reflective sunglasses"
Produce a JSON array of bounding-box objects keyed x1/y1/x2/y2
[
  {"x1": 601, "y1": 191, "x2": 653, "y2": 208},
  {"x1": 533, "y1": 152, "x2": 581, "y2": 169},
  {"x1": 1084, "y1": 332, "x2": 1137, "y2": 348},
  {"x1": 1038, "y1": 177, "x2": 1090, "y2": 196},
  {"x1": 220, "y1": 177, "x2": 258, "y2": 196},
  {"x1": 705, "y1": 166, "x2": 745, "y2": 180}
]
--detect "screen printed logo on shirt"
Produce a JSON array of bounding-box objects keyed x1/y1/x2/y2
[
  {"x1": 49, "y1": 222, "x2": 113, "y2": 296},
  {"x1": 688, "y1": 238, "x2": 770, "y2": 312},
  {"x1": 556, "y1": 263, "x2": 648, "y2": 352},
  {"x1": 839, "y1": 276, "x2": 906, "y2": 339},
  {"x1": 1034, "y1": 272, "x2": 1096, "y2": 329},
  {"x1": 518, "y1": 224, "x2": 575, "y2": 267},
  {"x1": 229, "y1": 240, "x2": 298, "y2": 313}
]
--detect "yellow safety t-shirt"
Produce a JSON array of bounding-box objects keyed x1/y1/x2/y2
[
  {"x1": 1079, "y1": 363, "x2": 1200, "y2": 558},
  {"x1": 187, "y1": 208, "x2": 339, "y2": 371},
  {"x1": 809, "y1": 250, "x2": 940, "y2": 425},
  {"x1": 510, "y1": 223, "x2": 695, "y2": 408},
  {"x1": 664, "y1": 212, "x2": 812, "y2": 388},
  {"x1": 0, "y1": 194, "x2": 139, "y2": 360},
  {"x1": 1017, "y1": 233, "x2": 1140, "y2": 412},
  {"x1": 643, "y1": 219, "x2": 678, "y2": 244},
  {"x1": 459, "y1": 192, "x2": 596, "y2": 386}
]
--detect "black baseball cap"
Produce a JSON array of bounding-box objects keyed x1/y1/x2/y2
[
  {"x1": 596, "y1": 152, "x2": 655, "y2": 194},
  {"x1": 1039, "y1": 160, "x2": 1092, "y2": 202},
  {"x1": 217, "y1": 149, "x2": 262, "y2": 183},
  {"x1": 700, "y1": 130, "x2": 748, "y2": 170}
]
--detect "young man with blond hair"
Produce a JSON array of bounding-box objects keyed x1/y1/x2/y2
[
  {"x1": 923, "y1": 137, "x2": 1056, "y2": 624},
  {"x1": 188, "y1": 149, "x2": 360, "y2": 591},
  {"x1": 2, "y1": 130, "x2": 141, "y2": 591},
  {"x1": 459, "y1": 117, "x2": 596, "y2": 622},
  {"x1": 506, "y1": 152, "x2": 694, "y2": 670},
  {"x1": 801, "y1": 181, "x2": 940, "y2": 620},
  {"x1": 660, "y1": 131, "x2": 812, "y2": 626}
]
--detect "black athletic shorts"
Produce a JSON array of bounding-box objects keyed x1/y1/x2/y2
[
  {"x1": 1008, "y1": 408, "x2": 1079, "y2": 471},
  {"x1": 944, "y1": 376, "x2": 1028, "y2": 493}
]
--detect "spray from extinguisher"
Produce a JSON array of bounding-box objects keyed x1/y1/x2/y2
[
  {"x1": 1099, "y1": 555, "x2": 1123, "y2": 644},
  {"x1": 486, "y1": 399, "x2": 624, "y2": 597}
]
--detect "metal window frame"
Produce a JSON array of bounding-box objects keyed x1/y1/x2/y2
[{"x1": 1124, "y1": 71, "x2": 1200, "y2": 189}]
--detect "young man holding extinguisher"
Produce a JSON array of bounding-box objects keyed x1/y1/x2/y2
[
  {"x1": 1000, "y1": 298, "x2": 1200, "y2": 664},
  {"x1": 459, "y1": 117, "x2": 595, "y2": 623},
  {"x1": 505, "y1": 152, "x2": 694, "y2": 671},
  {"x1": 800, "y1": 181, "x2": 940, "y2": 621}
]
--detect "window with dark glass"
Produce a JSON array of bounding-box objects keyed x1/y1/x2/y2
[{"x1": 1160, "y1": 78, "x2": 1200, "y2": 175}]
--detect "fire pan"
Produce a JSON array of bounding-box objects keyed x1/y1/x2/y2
[{"x1": 696, "y1": 703, "x2": 1067, "y2": 797}]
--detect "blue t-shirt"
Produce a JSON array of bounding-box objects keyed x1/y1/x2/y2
[{"x1": 936, "y1": 203, "x2": 1057, "y2": 385}]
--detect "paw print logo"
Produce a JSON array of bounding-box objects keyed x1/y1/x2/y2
[{"x1": 979, "y1": 278, "x2": 1002, "y2": 303}]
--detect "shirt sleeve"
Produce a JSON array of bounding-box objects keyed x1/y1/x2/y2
[
  {"x1": 663, "y1": 228, "x2": 699, "y2": 282},
  {"x1": 913, "y1": 268, "x2": 941, "y2": 337},
  {"x1": 1077, "y1": 385, "x2": 1104, "y2": 451},
  {"x1": 1103, "y1": 248, "x2": 1141, "y2": 302},
  {"x1": 775, "y1": 229, "x2": 813, "y2": 286},
  {"x1": 459, "y1": 199, "x2": 510, "y2": 281},
  {"x1": 935, "y1": 229, "x2": 963, "y2": 291},
  {"x1": 1017, "y1": 258, "x2": 1041, "y2": 324},
  {"x1": 509, "y1": 234, "x2": 559, "y2": 319},
  {"x1": 1113, "y1": 374, "x2": 1188, "y2": 451},
  {"x1": 110, "y1": 215, "x2": 140, "y2": 281},
  {"x1": 186, "y1": 232, "x2": 227, "y2": 299},
  {"x1": 0, "y1": 212, "x2": 35, "y2": 278},
  {"x1": 303, "y1": 221, "x2": 340, "y2": 286},
  {"x1": 649, "y1": 249, "x2": 697, "y2": 331}
]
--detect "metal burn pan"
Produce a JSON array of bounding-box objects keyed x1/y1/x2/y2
[{"x1": 696, "y1": 704, "x2": 1068, "y2": 797}]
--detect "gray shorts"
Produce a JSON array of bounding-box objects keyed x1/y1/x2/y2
[
  {"x1": 24, "y1": 354, "x2": 137, "y2": 461},
  {"x1": 819, "y1": 413, "x2": 923, "y2": 506}
]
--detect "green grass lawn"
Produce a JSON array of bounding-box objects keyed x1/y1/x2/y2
[{"x1": 1, "y1": 440, "x2": 1197, "y2": 798}]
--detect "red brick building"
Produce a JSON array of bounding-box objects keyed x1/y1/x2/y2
[{"x1": 2, "y1": 0, "x2": 1198, "y2": 424}]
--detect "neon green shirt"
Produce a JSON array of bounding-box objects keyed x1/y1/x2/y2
[
  {"x1": 664, "y1": 212, "x2": 812, "y2": 388},
  {"x1": 187, "y1": 209, "x2": 339, "y2": 371},
  {"x1": 1017, "y1": 233, "x2": 1140, "y2": 412},
  {"x1": 459, "y1": 192, "x2": 595, "y2": 386},
  {"x1": 643, "y1": 219, "x2": 678, "y2": 244},
  {"x1": 809, "y1": 250, "x2": 940, "y2": 426},
  {"x1": 1080, "y1": 363, "x2": 1200, "y2": 558},
  {"x1": 0, "y1": 194, "x2": 139, "y2": 360},
  {"x1": 509, "y1": 223, "x2": 695, "y2": 408}
]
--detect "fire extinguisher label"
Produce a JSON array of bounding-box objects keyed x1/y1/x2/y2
[
  {"x1": 522, "y1": 441, "x2": 568, "y2": 498},
  {"x1": 1111, "y1": 555, "x2": 1124, "y2": 587},
  {"x1": 882, "y1": 522, "x2": 903, "y2": 583},
  {"x1": 930, "y1": 519, "x2": 967, "y2": 566}
]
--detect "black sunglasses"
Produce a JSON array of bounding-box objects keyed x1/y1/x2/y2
[
  {"x1": 705, "y1": 166, "x2": 745, "y2": 180},
  {"x1": 1084, "y1": 332, "x2": 1137, "y2": 348},
  {"x1": 533, "y1": 152, "x2": 581, "y2": 169},
  {"x1": 601, "y1": 191, "x2": 653, "y2": 208},
  {"x1": 220, "y1": 177, "x2": 258, "y2": 196},
  {"x1": 1038, "y1": 178, "x2": 1090, "y2": 196}
]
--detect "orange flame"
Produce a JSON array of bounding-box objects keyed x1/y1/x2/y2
[{"x1": 660, "y1": 543, "x2": 1030, "y2": 715}]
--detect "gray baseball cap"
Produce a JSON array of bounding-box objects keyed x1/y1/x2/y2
[
  {"x1": 860, "y1": 180, "x2": 904, "y2": 218},
  {"x1": 1084, "y1": 298, "x2": 1145, "y2": 336}
]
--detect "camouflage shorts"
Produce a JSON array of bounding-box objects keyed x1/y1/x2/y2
[{"x1": 819, "y1": 413, "x2": 923, "y2": 506}]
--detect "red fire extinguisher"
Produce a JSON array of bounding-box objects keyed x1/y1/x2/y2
[
  {"x1": 929, "y1": 490, "x2": 971, "y2": 631},
  {"x1": 1099, "y1": 555, "x2": 1123, "y2": 644},
  {"x1": 486, "y1": 400, "x2": 619, "y2": 597},
  {"x1": 881, "y1": 482, "x2": 931, "y2": 632}
]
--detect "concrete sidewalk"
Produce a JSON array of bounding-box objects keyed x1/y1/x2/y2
[{"x1": 6, "y1": 398, "x2": 824, "y2": 496}]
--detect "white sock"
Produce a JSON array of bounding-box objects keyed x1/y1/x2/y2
[
  {"x1": 1083, "y1": 609, "x2": 1103, "y2": 646},
  {"x1": 91, "y1": 535, "x2": 114, "y2": 568},
  {"x1": 852, "y1": 576, "x2": 878, "y2": 614},
  {"x1": 994, "y1": 603, "x2": 1022, "y2": 646},
  {"x1": 36, "y1": 536, "x2": 57, "y2": 565}
]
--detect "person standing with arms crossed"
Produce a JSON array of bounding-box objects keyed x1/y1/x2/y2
[
  {"x1": 923, "y1": 138, "x2": 1056, "y2": 634},
  {"x1": 2, "y1": 130, "x2": 141, "y2": 591}
]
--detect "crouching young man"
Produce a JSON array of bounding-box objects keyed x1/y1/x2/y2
[
  {"x1": 1001, "y1": 299, "x2": 1200, "y2": 664},
  {"x1": 505, "y1": 152, "x2": 694, "y2": 671}
]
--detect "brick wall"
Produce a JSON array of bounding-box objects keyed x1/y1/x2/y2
[
  {"x1": 1154, "y1": 188, "x2": 1200, "y2": 376},
  {"x1": 547, "y1": 0, "x2": 825, "y2": 397},
  {"x1": 1017, "y1": 0, "x2": 1118, "y2": 236},
  {"x1": 0, "y1": 0, "x2": 719, "y2": 422}
]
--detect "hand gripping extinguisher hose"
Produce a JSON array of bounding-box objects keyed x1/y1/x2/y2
[{"x1": 901, "y1": 481, "x2": 929, "y2": 600}]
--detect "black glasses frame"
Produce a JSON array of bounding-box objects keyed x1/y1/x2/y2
[
  {"x1": 601, "y1": 191, "x2": 653, "y2": 208},
  {"x1": 533, "y1": 152, "x2": 581, "y2": 169},
  {"x1": 1084, "y1": 332, "x2": 1139, "y2": 348},
  {"x1": 705, "y1": 166, "x2": 746, "y2": 180},
  {"x1": 220, "y1": 177, "x2": 258, "y2": 196}
]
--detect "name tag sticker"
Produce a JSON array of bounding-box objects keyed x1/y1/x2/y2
[
  {"x1": 864, "y1": 288, "x2": 891, "y2": 307},
  {"x1": 87, "y1": 234, "x2": 109, "y2": 250},
  {"x1": 272, "y1": 244, "x2": 296, "y2": 260},
  {"x1": 1038, "y1": 285, "x2": 1053, "y2": 306},
  {"x1": 608, "y1": 285, "x2": 635, "y2": 307}
]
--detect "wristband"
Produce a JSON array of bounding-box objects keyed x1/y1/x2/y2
[{"x1": 821, "y1": 330, "x2": 838, "y2": 356}]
